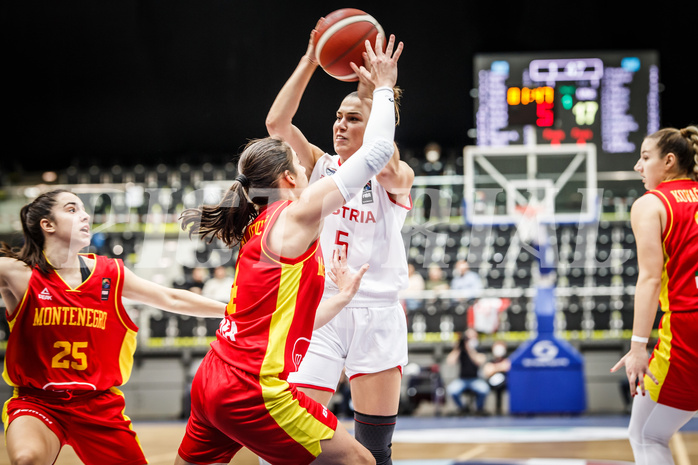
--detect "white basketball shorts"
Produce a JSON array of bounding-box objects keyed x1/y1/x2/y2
[{"x1": 288, "y1": 302, "x2": 408, "y2": 391}]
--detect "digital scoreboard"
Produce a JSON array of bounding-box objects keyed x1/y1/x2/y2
[{"x1": 474, "y1": 51, "x2": 660, "y2": 172}]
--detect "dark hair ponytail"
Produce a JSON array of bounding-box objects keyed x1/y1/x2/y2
[
  {"x1": 180, "y1": 138, "x2": 296, "y2": 247},
  {"x1": 0, "y1": 189, "x2": 69, "y2": 274}
]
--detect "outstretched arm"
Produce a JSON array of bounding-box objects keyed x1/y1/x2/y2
[
  {"x1": 122, "y1": 267, "x2": 225, "y2": 318},
  {"x1": 268, "y1": 34, "x2": 404, "y2": 259},
  {"x1": 265, "y1": 27, "x2": 325, "y2": 176}
]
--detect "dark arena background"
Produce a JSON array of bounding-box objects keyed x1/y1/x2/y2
[{"x1": 2, "y1": 1, "x2": 696, "y2": 464}]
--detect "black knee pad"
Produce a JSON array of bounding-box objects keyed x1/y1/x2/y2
[{"x1": 353, "y1": 411, "x2": 397, "y2": 465}]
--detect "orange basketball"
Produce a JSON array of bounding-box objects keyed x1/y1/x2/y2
[{"x1": 313, "y1": 8, "x2": 385, "y2": 82}]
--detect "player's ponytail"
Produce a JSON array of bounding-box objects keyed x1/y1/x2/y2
[
  {"x1": 180, "y1": 138, "x2": 296, "y2": 247},
  {"x1": 0, "y1": 189, "x2": 68, "y2": 274}
]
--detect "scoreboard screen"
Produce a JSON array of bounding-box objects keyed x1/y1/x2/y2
[{"x1": 474, "y1": 50, "x2": 660, "y2": 172}]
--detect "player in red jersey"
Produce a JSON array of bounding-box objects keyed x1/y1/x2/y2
[
  {"x1": 611, "y1": 125, "x2": 698, "y2": 465},
  {"x1": 0, "y1": 189, "x2": 227, "y2": 465},
  {"x1": 175, "y1": 34, "x2": 402, "y2": 465}
]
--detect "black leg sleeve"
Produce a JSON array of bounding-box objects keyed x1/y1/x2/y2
[{"x1": 353, "y1": 411, "x2": 397, "y2": 465}]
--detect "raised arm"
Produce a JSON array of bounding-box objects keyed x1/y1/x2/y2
[
  {"x1": 268, "y1": 34, "x2": 404, "y2": 258},
  {"x1": 122, "y1": 267, "x2": 225, "y2": 318},
  {"x1": 298, "y1": 34, "x2": 403, "y2": 213},
  {"x1": 265, "y1": 28, "x2": 325, "y2": 176},
  {"x1": 355, "y1": 61, "x2": 414, "y2": 203}
]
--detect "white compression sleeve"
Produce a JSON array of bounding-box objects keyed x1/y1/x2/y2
[
  {"x1": 363, "y1": 87, "x2": 396, "y2": 145},
  {"x1": 331, "y1": 87, "x2": 395, "y2": 202}
]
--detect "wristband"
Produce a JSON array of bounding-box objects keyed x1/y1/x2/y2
[
  {"x1": 373, "y1": 86, "x2": 394, "y2": 94},
  {"x1": 631, "y1": 335, "x2": 649, "y2": 343}
]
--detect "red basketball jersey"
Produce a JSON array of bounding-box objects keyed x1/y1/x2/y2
[
  {"x1": 3, "y1": 254, "x2": 139, "y2": 391},
  {"x1": 211, "y1": 200, "x2": 325, "y2": 379},
  {"x1": 647, "y1": 178, "x2": 698, "y2": 312}
]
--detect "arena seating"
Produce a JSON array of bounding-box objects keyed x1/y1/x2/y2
[{"x1": 0, "y1": 151, "x2": 653, "y2": 353}]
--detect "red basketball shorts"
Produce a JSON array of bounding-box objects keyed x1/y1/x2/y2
[
  {"x1": 178, "y1": 350, "x2": 338, "y2": 465},
  {"x1": 647, "y1": 309, "x2": 698, "y2": 411},
  {"x1": 2, "y1": 387, "x2": 146, "y2": 465}
]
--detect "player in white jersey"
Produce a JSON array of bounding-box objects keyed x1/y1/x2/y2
[
  {"x1": 266, "y1": 27, "x2": 414, "y2": 465},
  {"x1": 311, "y1": 155, "x2": 411, "y2": 306}
]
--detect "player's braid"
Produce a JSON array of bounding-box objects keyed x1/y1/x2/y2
[{"x1": 680, "y1": 125, "x2": 698, "y2": 180}]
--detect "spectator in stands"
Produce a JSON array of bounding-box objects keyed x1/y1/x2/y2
[
  {"x1": 450, "y1": 259, "x2": 483, "y2": 303},
  {"x1": 403, "y1": 262, "x2": 425, "y2": 311},
  {"x1": 445, "y1": 328, "x2": 490, "y2": 416},
  {"x1": 425, "y1": 262, "x2": 449, "y2": 292},
  {"x1": 0, "y1": 189, "x2": 225, "y2": 465},
  {"x1": 611, "y1": 125, "x2": 698, "y2": 465},
  {"x1": 482, "y1": 340, "x2": 511, "y2": 415},
  {"x1": 201, "y1": 265, "x2": 235, "y2": 303},
  {"x1": 184, "y1": 267, "x2": 208, "y2": 294}
]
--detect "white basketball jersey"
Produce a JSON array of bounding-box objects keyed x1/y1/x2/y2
[{"x1": 312, "y1": 153, "x2": 411, "y2": 306}]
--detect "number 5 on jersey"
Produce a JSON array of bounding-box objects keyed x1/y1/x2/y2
[{"x1": 335, "y1": 230, "x2": 349, "y2": 255}]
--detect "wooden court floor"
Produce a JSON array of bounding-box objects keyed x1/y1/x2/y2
[{"x1": 1, "y1": 417, "x2": 696, "y2": 464}]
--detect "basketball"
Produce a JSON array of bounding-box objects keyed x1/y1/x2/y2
[{"x1": 313, "y1": 8, "x2": 385, "y2": 82}]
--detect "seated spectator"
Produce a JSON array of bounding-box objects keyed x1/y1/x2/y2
[
  {"x1": 425, "y1": 263, "x2": 449, "y2": 292},
  {"x1": 450, "y1": 259, "x2": 483, "y2": 304},
  {"x1": 184, "y1": 267, "x2": 209, "y2": 294},
  {"x1": 201, "y1": 265, "x2": 235, "y2": 302},
  {"x1": 446, "y1": 328, "x2": 490, "y2": 416}
]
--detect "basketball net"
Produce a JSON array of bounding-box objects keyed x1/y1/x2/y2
[
  {"x1": 514, "y1": 198, "x2": 556, "y2": 282},
  {"x1": 514, "y1": 198, "x2": 546, "y2": 246}
]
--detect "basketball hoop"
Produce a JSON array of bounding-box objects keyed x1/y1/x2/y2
[{"x1": 463, "y1": 143, "x2": 599, "y2": 226}]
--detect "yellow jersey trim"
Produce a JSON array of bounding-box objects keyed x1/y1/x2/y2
[{"x1": 647, "y1": 312, "x2": 673, "y2": 403}]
